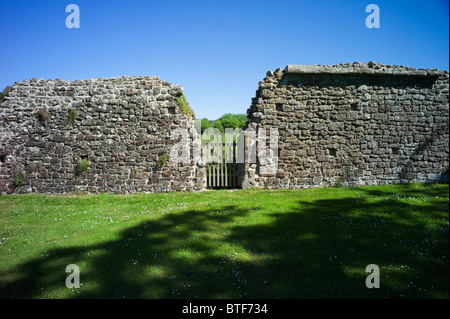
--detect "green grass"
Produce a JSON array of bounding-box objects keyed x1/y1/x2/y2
[{"x1": 0, "y1": 184, "x2": 448, "y2": 299}]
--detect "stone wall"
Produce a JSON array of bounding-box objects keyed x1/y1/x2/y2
[
  {"x1": 0, "y1": 76, "x2": 206, "y2": 194},
  {"x1": 1, "y1": 62, "x2": 448, "y2": 194},
  {"x1": 244, "y1": 62, "x2": 449, "y2": 189}
]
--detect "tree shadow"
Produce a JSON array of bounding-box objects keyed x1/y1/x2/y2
[
  {"x1": 398, "y1": 115, "x2": 449, "y2": 183},
  {"x1": 0, "y1": 188, "x2": 448, "y2": 299},
  {"x1": 0, "y1": 205, "x2": 252, "y2": 299},
  {"x1": 362, "y1": 182, "x2": 448, "y2": 198},
  {"x1": 226, "y1": 186, "x2": 449, "y2": 298}
]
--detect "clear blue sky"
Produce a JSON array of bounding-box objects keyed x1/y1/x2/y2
[{"x1": 0, "y1": 0, "x2": 448, "y2": 119}]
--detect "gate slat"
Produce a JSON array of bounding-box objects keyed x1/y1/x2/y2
[
  {"x1": 208, "y1": 164, "x2": 211, "y2": 188},
  {"x1": 234, "y1": 139, "x2": 237, "y2": 188},
  {"x1": 224, "y1": 159, "x2": 228, "y2": 188},
  {"x1": 217, "y1": 162, "x2": 220, "y2": 187},
  {"x1": 229, "y1": 142, "x2": 233, "y2": 188},
  {"x1": 213, "y1": 164, "x2": 216, "y2": 188},
  {"x1": 221, "y1": 136, "x2": 224, "y2": 188}
]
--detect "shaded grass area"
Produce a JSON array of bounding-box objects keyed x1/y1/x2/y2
[{"x1": 0, "y1": 183, "x2": 448, "y2": 299}]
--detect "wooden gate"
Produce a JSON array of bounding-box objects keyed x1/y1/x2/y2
[{"x1": 205, "y1": 138, "x2": 243, "y2": 189}]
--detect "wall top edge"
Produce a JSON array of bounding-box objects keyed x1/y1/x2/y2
[{"x1": 285, "y1": 62, "x2": 449, "y2": 77}]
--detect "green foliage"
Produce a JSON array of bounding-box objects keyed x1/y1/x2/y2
[
  {"x1": 11, "y1": 170, "x2": 24, "y2": 188},
  {"x1": 76, "y1": 159, "x2": 91, "y2": 176},
  {"x1": 199, "y1": 118, "x2": 213, "y2": 132},
  {"x1": 176, "y1": 94, "x2": 195, "y2": 120},
  {"x1": 67, "y1": 109, "x2": 77, "y2": 126},
  {"x1": 156, "y1": 154, "x2": 167, "y2": 168},
  {"x1": 218, "y1": 113, "x2": 247, "y2": 130},
  {"x1": 334, "y1": 181, "x2": 343, "y2": 188},
  {"x1": 0, "y1": 86, "x2": 12, "y2": 105},
  {"x1": 212, "y1": 120, "x2": 224, "y2": 134},
  {"x1": 199, "y1": 114, "x2": 247, "y2": 133},
  {"x1": 37, "y1": 108, "x2": 50, "y2": 126}
]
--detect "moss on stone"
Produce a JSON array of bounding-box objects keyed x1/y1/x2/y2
[
  {"x1": 67, "y1": 108, "x2": 77, "y2": 126},
  {"x1": 37, "y1": 108, "x2": 50, "y2": 126},
  {"x1": 156, "y1": 154, "x2": 167, "y2": 168},
  {"x1": 12, "y1": 170, "x2": 24, "y2": 188},
  {"x1": 76, "y1": 159, "x2": 91, "y2": 176},
  {"x1": 176, "y1": 94, "x2": 195, "y2": 120},
  {"x1": 0, "y1": 86, "x2": 12, "y2": 105}
]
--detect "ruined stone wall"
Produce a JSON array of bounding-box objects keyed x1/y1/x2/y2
[
  {"x1": 244, "y1": 62, "x2": 449, "y2": 189},
  {"x1": 0, "y1": 76, "x2": 206, "y2": 194}
]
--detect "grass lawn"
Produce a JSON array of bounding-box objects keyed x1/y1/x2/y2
[{"x1": 0, "y1": 183, "x2": 448, "y2": 299}]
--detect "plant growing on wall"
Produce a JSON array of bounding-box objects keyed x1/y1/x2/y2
[
  {"x1": 0, "y1": 86, "x2": 12, "y2": 106},
  {"x1": 156, "y1": 154, "x2": 167, "y2": 168},
  {"x1": 175, "y1": 94, "x2": 195, "y2": 120},
  {"x1": 67, "y1": 108, "x2": 77, "y2": 126},
  {"x1": 76, "y1": 159, "x2": 91, "y2": 176},
  {"x1": 333, "y1": 181, "x2": 343, "y2": 188},
  {"x1": 37, "y1": 108, "x2": 50, "y2": 126},
  {"x1": 12, "y1": 170, "x2": 25, "y2": 188}
]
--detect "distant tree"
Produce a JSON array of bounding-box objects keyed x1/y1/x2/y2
[
  {"x1": 0, "y1": 86, "x2": 12, "y2": 106},
  {"x1": 199, "y1": 118, "x2": 213, "y2": 133},
  {"x1": 217, "y1": 113, "x2": 247, "y2": 130},
  {"x1": 235, "y1": 114, "x2": 247, "y2": 129},
  {"x1": 219, "y1": 113, "x2": 239, "y2": 129},
  {"x1": 212, "y1": 120, "x2": 224, "y2": 134},
  {"x1": 196, "y1": 113, "x2": 247, "y2": 134}
]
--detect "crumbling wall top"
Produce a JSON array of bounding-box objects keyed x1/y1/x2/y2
[{"x1": 285, "y1": 62, "x2": 448, "y2": 77}]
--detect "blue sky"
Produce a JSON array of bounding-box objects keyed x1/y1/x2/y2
[{"x1": 0, "y1": 0, "x2": 448, "y2": 119}]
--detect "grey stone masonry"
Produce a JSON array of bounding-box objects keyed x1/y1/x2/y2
[
  {"x1": 0, "y1": 76, "x2": 206, "y2": 194},
  {"x1": 243, "y1": 62, "x2": 449, "y2": 189}
]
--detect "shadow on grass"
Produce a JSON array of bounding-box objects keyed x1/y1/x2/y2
[{"x1": 1, "y1": 187, "x2": 448, "y2": 299}]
